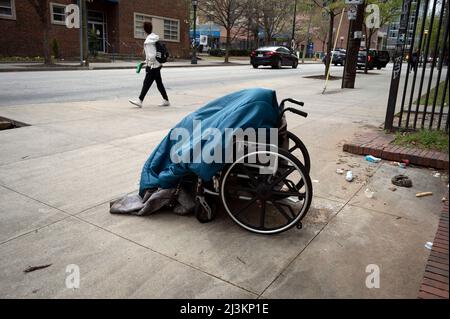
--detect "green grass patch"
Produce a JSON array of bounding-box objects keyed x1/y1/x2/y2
[
  {"x1": 415, "y1": 81, "x2": 449, "y2": 107},
  {"x1": 394, "y1": 129, "x2": 449, "y2": 152}
]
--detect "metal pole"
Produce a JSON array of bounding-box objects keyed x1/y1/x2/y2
[
  {"x1": 191, "y1": 2, "x2": 198, "y2": 64},
  {"x1": 384, "y1": 0, "x2": 413, "y2": 130},
  {"x1": 78, "y1": 0, "x2": 83, "y2": 65}
]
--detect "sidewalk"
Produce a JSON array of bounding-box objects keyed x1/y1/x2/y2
[
  {"x1": 0, "y1": 66, "x2": 448, "y2": 298},
  {"x1": 0, "y1": 58, "x2": 249, "y2": 72}
]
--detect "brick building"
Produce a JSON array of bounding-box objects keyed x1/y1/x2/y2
[{"x1": 0, "y1": 0, "x2": 190, "y2": 59}]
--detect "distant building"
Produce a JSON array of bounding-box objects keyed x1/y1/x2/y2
[
  {"x1": 0, "y1": 0, "x2": 190, "y2": 59},
  {"x1": 386, "y1": 0, "x2": 422, "y2": 53}
]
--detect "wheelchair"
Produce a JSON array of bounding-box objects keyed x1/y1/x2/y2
[{"x1": 193, "y1": 98, "x2": 312, "y2": 235}]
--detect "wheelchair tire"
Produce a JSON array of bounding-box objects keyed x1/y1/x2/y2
[
  {"x1": 220, "y1": 148, "x2": 313, "y2": 235},
  {"x1": 287, "y1": 131, "x2": 311, "y2": 174}
]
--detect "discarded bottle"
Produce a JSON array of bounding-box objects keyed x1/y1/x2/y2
[
  {"x1": 425, "y1": 242, "x2": 433, "y2": 250},
  {"x1": 346, "y1": 171, "x2": 353, "y2": 182},
  {"x1": 365, "y1": 155, "x2": 382, "y2": 163}
]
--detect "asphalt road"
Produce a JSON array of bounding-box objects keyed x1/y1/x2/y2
[{"x1": 0, "y1": 63, "x2": 347, "y2": 107}]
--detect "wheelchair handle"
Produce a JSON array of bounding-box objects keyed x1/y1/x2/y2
[
  {"x1": 280, "y1": 98, "x2": 304, "y2": 109},
  {"x1": 283, "y1": 107, "x2": 308, "y2": 118}
]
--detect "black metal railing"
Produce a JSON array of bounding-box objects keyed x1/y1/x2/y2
[{"x1": 385, "y1": 0, "x2": 449, "y2": 132}]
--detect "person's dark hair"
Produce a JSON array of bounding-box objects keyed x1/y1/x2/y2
[{"x1": 143, "y1": 22, "x2": 153, "y2": 35}]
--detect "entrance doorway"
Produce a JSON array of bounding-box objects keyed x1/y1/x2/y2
[{"x1": 87, "y1": 11, "x2": 107, "y2": 53}]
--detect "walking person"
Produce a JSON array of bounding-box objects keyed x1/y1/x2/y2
[
  {"x1": 409, "y1": 51, "x2": 419, "y2": 74},
  {"x1": 129, "y1": 22, "x2": 170, "y2": 108}
]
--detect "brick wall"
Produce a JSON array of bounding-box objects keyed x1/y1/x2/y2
[
  {"x1": 0, "y1": 0, "x2": 79, "y2": 58},
  {"x1": 0, "y1": 0, "x2": 190, "y2": 59},
  {"x1": 116, "y1": 0, "x2": 190, "y2": 58}
]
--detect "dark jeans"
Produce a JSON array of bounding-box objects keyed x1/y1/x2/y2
[{"x1": 139, "y1": 66, "x2": 169, "y2": 101}]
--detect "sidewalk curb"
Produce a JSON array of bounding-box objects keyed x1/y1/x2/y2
[
  {"x1": 343, "y1": 131, "x2": 449, "y2": 169},
  {"x1": 0, "y1": 62, "x2": 247, "y2": 72}
]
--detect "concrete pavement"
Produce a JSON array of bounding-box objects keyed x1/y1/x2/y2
[{"x1": 0, "y1": 64, "x2": 447, "y2": 298}]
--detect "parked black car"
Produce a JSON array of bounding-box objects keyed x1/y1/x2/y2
[
  {"x1": 357, "y1": 49, "x2": 390, "y2": 70},
  {"x1": 250, "y1": 46, "x2": 299, "y2": 69},
  {"x1": 322, "y1": 49, "x2": 346, "y2": 66}
]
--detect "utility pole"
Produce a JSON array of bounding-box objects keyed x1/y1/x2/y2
[
  {"x1": 81, "y1": 0, "x2": 89, "y2": 66},
  {"x1": 342, "y1": 1, "x2": 365, "y2": 89},
  {"x1": 78, "y1": 0, "x2": 83, "y2": 65}
]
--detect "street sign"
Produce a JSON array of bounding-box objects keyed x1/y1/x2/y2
[
  {"x1": 347, "y1": 6, "x2": 357, "y2": 20},
  {"x1": 200, "y1": 35, "x2": 208, "y2": 45}
]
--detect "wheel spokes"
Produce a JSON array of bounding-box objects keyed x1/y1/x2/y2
[
  {"x1": 259, "y1": 200, "x2": 266, "y2": 229},
  {"x1": 269, "y1": 166, "x2": 296, "y2": 188}
]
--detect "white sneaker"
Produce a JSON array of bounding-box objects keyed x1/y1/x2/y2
[
  {"x1": 159, "y1": 100, "x2": 170, "y2": 107},
  {"x1": 129, "y1": 98, "x2": 143, "y2": 108}
]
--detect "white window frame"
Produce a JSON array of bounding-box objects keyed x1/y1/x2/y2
[
  {"x1": 134, "y1": 12, "x2": 153, "y2": 40},
  {"x1": 0, "y1": 0, "x2": 16, "y2": 20},
  {"x1": 163, "y1": 18, "x2": 180, "y2": 42},
  {"x1": 50, "y1": 2, "x2": 66, "y2": 26},
  {"x1": 133, "y1": 12, "x2": 180, "y2": 43}
]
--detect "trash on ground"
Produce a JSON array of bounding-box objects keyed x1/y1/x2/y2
[
  {"x1": 389, "y1": 187, "x2": 397, "y2": 192},
  {"x1": 23, "y1": 264, "x2": 52, "y2": 273},
  {"x1": 401, "y1": 159, "x2": 410, "y2": 166},
  {"x1": 364, "y1": 188, "x2": 375, "y2": 199},
  {"x1": 391, "y1": 175, "x2": 413, "y2": 188},
  {"x1": 416, "y1": 192, "x2": 433, "y2": 198},
  {"x1": 397, "y1": 162, "x2": 407, "y2": 169},
  {"x1": 442, "y1": 197, "x2": 448, "y2": 202},
  {"x1": 365, "y1": 155, "x2": 382, "y2": 163},
  {"x1": 425, "y1": 242, "x2": 433, "y2": 250},
  {"x1": 433, "y1": 172, "x2": 441, "y2": 178},
  {"x1": 336, "y1": 168, "x2": 345, "y2": 175},
  {"x1": 312, "y1": 179, "x2": 320, "y2": 183},
  {"x1": 346, "y1": 171, "x2": 353, "y2": 182}
]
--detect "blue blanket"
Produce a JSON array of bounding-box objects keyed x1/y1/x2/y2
[{"x1": 139, "y1": 88, "x2": 280, "y2": 196}]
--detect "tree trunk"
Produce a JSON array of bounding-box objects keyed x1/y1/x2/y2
[
  {"x1": 225, "y1": 28, "x2": 231, "y2": 63},
  {"x1": 325, "y1": 13, "x2": 335, "y2": 77}
]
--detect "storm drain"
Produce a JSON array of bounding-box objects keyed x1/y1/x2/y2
[{"x1": 0, "y1": 116, "x2": 30, "y2": 131}]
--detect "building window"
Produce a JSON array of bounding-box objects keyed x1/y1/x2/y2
[
  {"x1": 164, "y1": 19, "x2": 179, "y2": 42},
  {"x1": 134, "y1": 13, "x2": 153, "y2": 39},
  {"x1": 134, "y1": 13, "x2": 180, "y2": 42},
  {"x1": 0, "y1": 0, "x2": 16, "y2": 20},
  {"x1": 50, "y1": 2, "x2": 66, "y2": 25}
]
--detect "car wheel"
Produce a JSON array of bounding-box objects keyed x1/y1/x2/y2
[
  {"x1": 292, "y1": 60, "x2": 298, "y2": 69},
  {"x1": 276, "y1": 58, "x2": 282, "y2": 69},
  {"x1": 252, "y1": 64, "x2": 258, "y2": 69},
  {"x1": 334, "y1": 62, "x2": 338, "y2": 66},
  {"x1": 377, "y1": 66, "x2": 382, "y2": 70}
]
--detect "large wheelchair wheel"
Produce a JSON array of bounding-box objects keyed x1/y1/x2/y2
[
  {"x1": 287, "y1": 131, "x2": 311, "y2": 174},
  {"x1": 220, "y1": 148, "x2": 313, "y2": 235}
]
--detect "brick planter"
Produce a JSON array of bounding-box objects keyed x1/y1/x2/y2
[{"x1": 343, "y1": 132, "x2": 449, "y2": 170}]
